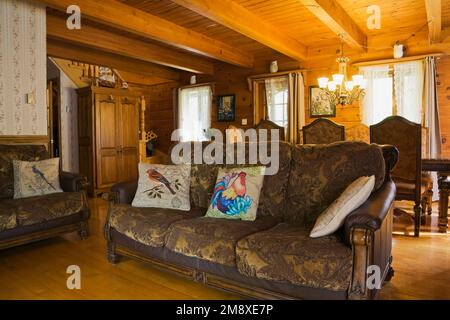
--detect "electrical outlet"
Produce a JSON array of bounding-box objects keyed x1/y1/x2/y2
[{"x1": 242, "y1": 118, "x2": 248, "y2": 126}]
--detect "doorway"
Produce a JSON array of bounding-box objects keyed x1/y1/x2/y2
[{"x1": 47, "y1": 78, "x2": 61, "y2": 158}]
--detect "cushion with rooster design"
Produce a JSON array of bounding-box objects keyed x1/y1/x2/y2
[
  {"x1": 205, "y1": 166, "x2": 265, "y2": 221},
  {"x1": 13, "y1": 158, "x2": 63, "y2": 199},
  {"x1": 132, "y1": 163, "x2": 191, "y2": 211}
]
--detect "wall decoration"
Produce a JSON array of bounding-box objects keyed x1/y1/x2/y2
[
  {"x1": 217, "y1": 94, "x2": 235, "y2": 122},
  {"x1": 309, "y1": 86, "x2": 336, "y2": 118}
]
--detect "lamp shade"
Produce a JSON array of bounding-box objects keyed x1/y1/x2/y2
[
  {"x1": 327, "y1": 81, "x2": 337, "y2": 91},
  {"x1": 318, "y1": 77, "x2": 329, "y2": 88}
]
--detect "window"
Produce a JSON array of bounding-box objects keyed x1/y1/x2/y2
[
  {"x1": 360, "y1": 61, "x2": 424, "y2": 126},
  {"x1": 265, "y1": 76, "x2": 289, "y2": 128},
  {"x1": 178, "y1": 85, "x2": 212, "y2": 142}
]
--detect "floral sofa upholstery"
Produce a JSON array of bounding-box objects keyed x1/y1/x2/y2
[
  {"x1": 105, "y1": 141, "x2": 398, "y2": 300},
  {"x1": 0, "y1": 145, "x2": 90, "y2": 250}
]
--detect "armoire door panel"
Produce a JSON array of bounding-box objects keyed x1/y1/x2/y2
[
  {"x1": 97, "y1": 95, "x2": 118, "y2": 149},
  {"x1": 118, "y1": 97, "x2": 139, "y2": 182},
  {"x1": 121, "y1": 151, "x2": 139, "y2": 182},
  {"x1": 99, "y1": 152, "x2": 119, "y2": 186},
  {"x1": 120, "y1": 98, "x2": 139, "y2": 148}
]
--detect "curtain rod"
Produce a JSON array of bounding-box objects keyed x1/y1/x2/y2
[{"x1": 352, "y1": 53, "x2": 445, "y2": 67}]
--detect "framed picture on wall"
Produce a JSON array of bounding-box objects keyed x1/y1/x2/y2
[
  {"x1": 217, "y1": 94, "x2": 235, "y2": 122},
  {"x1": 309, "y1": 86, "x2": 336, "y2": 118}
]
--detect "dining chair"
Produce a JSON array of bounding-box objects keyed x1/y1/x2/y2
[
  {"x1": 302, "y1": 118, "x2": 345, "y2": 144},
  {"x1": 370, "y1": 115, "x2": 433, "y2": 237},
  {"x1": 253, "y1": 119, "x2": 286, "y2": 141}
]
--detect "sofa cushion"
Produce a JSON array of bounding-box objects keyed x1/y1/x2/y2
[
  {"x1": 286, "y1": 142, "x2": 386, "y2": 225},
  {"x1": 0, "y1": 145, "x2": 49, "y2": 200},
  {"x1": 109, "y1": 205, "x2": 205, "y2": 247},
  {"x1": 1, "y1": 192, "x2": 87, "y2": 227},
  {"x1": 164, "y1": 216, "x2": 279, "y2": 266},
  {"x1": 0, "y1": 203, "x2": 16, "y2": 231},
  {"x1": 189, "y1": 141, "x2": 292, "y2": 220},
  {"x1": 236, "y1": 223, "x2": 352, "y2": 291}
]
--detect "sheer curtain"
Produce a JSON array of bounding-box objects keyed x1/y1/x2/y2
[
  {"x1": 264, "y1": 72, "x2": 305, "y2": 143},
  {"x1": 265, "y1": 76, "x2": 289, "y2": 128},
  {"x1": 394, "y1": 61, "x2": 424, "y2": 124},
  {"x1": 178, "y1": 85, "x2": 211, "y2": 142},
  {"x1": 360, "y1": 65, "x2": 393, "y2": 126}
]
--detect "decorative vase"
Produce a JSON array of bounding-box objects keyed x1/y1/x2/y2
[{"x1": 270, "y1": 60, "x2": 278, "y2": 73}]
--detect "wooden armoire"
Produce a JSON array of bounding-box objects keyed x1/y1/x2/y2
[{"x1": 77, "y1": 86, "x2": 140, "y2": 195}]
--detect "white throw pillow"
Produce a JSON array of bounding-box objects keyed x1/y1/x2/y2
[
  {"x1": 13, "y1": 158, "x2": 63, "y2": 199},
  {"x1": 132, "y1": 163, "x2": 191, "y2": 211},
  {"x1": 310, "y1": 175, "x2": 375, "y2": 238}
]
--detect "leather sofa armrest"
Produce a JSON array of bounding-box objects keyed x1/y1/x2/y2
[
  {"x1": 110, "y1": 180, "x2": 138, "y2": 204},
  {"x1": 344, "y1": 180, "x2": 396, "y2": 246},
  {"x1": 60, "y1": 171, "x2": 89, "y2": 192}
]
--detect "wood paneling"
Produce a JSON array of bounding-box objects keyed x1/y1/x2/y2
[
  {"x1": 299, "y1": 0, "x2": 367, "y2": 50},
  {"x1": 437, "y1": 56, "x2": 450, "y2": 157},
  {"x1": 171, "y1": 0, "x2": 307, "y2": 60},
  {"x1": 47, "y1": 39, "x2": 180, "y2": 81},
  {"x1": 46, "y1": 13, "x2": 213, "y2": 74},
  {"x1": 39, "y1": 0, "x2": 254, "y2": 68}
]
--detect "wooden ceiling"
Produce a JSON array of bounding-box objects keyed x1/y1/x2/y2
[{"x1": 42, "y1": 0, "x2": 450, "y2": 82}]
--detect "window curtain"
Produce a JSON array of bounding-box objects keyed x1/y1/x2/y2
[
  {"x1": 424, "y1": 57, "x2": 442, "y2": 157},
  {"x1": 178, "y1": 85, "x2": 211, "y2": 142},
  {"x1": 394, "y1": 61, "x2": 424, "y2": 124},
  {"x1": 360, "y1": 65, "x2": 392, "y2": 126},
  {"x1": 288, "y1": 72, "x2": 305, "y2": 144},
  {"x1": 265, "y1": 76, "x2": 289, "y2": 128},
  {"x1": 424, "y1": 57, "x2": 442, "y2": 201}
]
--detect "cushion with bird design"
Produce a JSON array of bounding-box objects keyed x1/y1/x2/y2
[
  {"x1": 13, "y1": 158, "x2": 63, "y2": 199},
  {"x1": 205, "y1": 166, "x2": 265, "y2": 221},
  {"x1": 132, "y1": 163, "x2": 191, "y2": 211}
]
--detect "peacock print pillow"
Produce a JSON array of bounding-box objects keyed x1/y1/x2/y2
[
  {"x1": 206, "y1": 166, "x2": 265, "y2": 221},
  {"x1": 13, "y1": 158, "x2": 63, "y2": 199},
  {"x1": 132, "y1": 163, "x2": 191, "y2": 211}
]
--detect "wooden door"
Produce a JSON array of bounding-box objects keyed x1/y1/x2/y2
[
  {"x1": 95, "y1": 94, "x2": 121, "y2": 191},
  {"x1": 118, "y1": 96, "x2": 139, "y2": 182}
]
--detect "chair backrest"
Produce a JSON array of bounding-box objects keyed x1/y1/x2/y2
[
  {"x1": 302, "y1": 118, "x2": 345, "y2": 144},
  {"x1": 370, "y1": 116, "x2": 422, "y2": 201},
  {"x1": 253, "y1": 119, "x2": 286, "y2": 141},
  {"x1": 346, "y1": 123, "x2": 370, "y2": 143}
]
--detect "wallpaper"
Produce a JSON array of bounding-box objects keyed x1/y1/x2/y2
[{"x1": 0, "y1": 0, "x2": 47, "y2": 136}]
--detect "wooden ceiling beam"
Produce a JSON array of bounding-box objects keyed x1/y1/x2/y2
[
  {"x1": 425, "y1": 0, "x2": 442, "y2": 44},
  {"x1": 47, "y1": 39, "x2": 180, "y2": 81},
  {"x1": 171, "y1": 0, "x2": 307, "y2": 61},
  {"x1": 47, "y1": 14, "x2": 213, "y2": 74},
  {"x1": 37, "y1": 0, "x2": 253, "y2": 68},
  {"x1": 299, "y1": 0, "x2": 367, "y2": 51}
]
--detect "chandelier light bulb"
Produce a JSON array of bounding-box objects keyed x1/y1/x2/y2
[
  {"x1": 327, "y1": 81, "x2": 337, "y2": 91},
  {"x1": 318, "y1": 77, "x2": 329, "y2": 88},
  {"x1": 352, "y1": 75, "x2": 364, "y2": 86}
]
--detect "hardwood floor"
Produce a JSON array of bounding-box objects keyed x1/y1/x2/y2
[{"x1": 0, "y1": 198, "x2": 448, "y2": 300}]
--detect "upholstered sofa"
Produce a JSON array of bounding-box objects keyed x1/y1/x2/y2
[
  {"x1": 0, "y1": 145, "x2": 90, "y2": 250},
  {"x1": 104, "y1": 141, "x2": 398, "y2": 300}
]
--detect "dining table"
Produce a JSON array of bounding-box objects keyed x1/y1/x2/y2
[{"x1": 422, "y1": 157, "x2": 450, "y2": 233}]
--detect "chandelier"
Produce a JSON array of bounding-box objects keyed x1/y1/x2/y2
[{"x1": 317, "y1": 35, "x2": 366, "y2": 106}]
